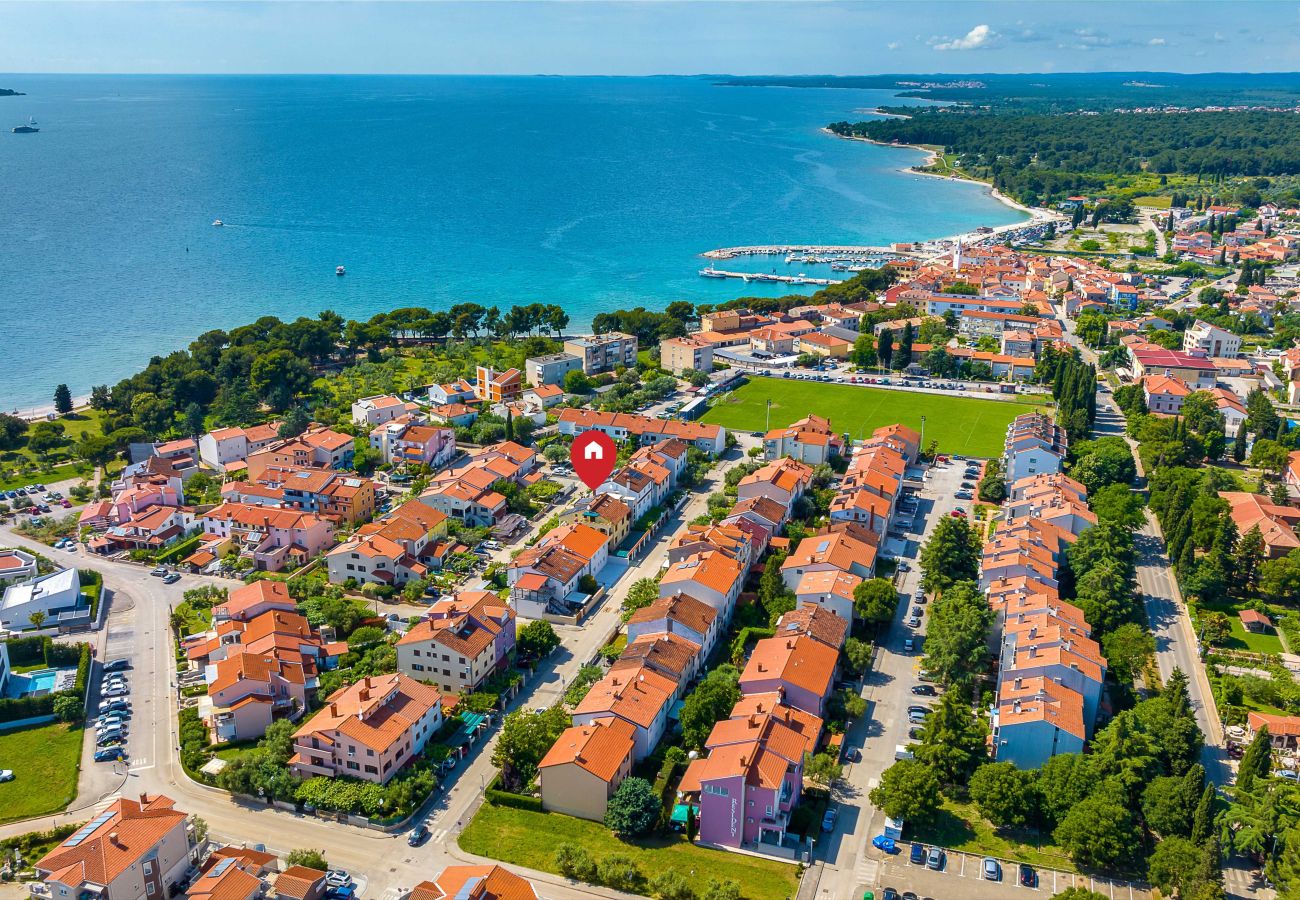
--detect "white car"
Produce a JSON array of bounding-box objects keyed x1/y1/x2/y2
[
  {"x1": 102, "y1": 684, "x2": 130, "y2": 698},
  {"x1": 0, "y1": 770, "x2": 14, "y2": 782}
]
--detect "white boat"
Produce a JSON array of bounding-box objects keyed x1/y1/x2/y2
[
  {"x1": 211, "y1": 219, "x2": 223, "y2": 227},
  {"x1": 336, "y1": 265, "x2": 346, "y2": 276},
  {"x1": 698, "y1": 267, "x2": 727, "y2": 279}
]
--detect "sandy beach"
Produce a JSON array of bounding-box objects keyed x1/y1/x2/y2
[{"x1": 820, "y1": 127, "x2": 1059, "y2": 246}]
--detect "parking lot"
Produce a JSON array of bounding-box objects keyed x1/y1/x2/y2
[{"x1": 876, "y1": 845, "x2": 1150, "y2": 900}]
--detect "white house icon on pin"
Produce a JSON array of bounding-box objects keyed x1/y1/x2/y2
[{"x1": 584, "y1": 443, "x2": 604, "y2": 460}]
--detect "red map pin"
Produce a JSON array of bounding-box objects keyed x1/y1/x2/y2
[{"x1": 571, "y1": 431, "x2": 617, "y2": 491}]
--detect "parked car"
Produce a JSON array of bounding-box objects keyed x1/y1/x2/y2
[
  {"x1": 163, "y1": 573, "x2": 181, "y2": 584},
  {"x1": 99, "y1": 700, "x2": 131, "y2": 715},
  {"x1": 93, "y1": 747, "x2": 125, "y2": 763},
  {"x1": 905, "y1": 616, "x2": 921, "y2": 628},
  {"x1": 97, "y1": 716, "x2": 127, "y2": 731},
  {"x1": 911, "y1": 685, "x2": 937, "y2": 696},
  {"x1": 103, "y1": 658, "x2": 131, "y2": 672},
  {"x1": 1018, "y1": 864, "x2": 1037, "y2": 887},
  {"x1": 96, "y1": 729, "x2": 125, "y2": 746},
  {"x1": 871, "y1": 835, "x2": 898, "y2": 854},
  {"x1": 150, "y1": 567, "x2": 168, "y2": 577},
  {"x1": 909, "y1": 843, "x2": 926, "y2": 865},
  {"x1": 907, "y1": 705, "x2": 930, "y2": 717},
  {"x1": 821, "y1": 805, "x2": 838, "y2": 832},
  {"x1": 983, "y1": 858, "x2": 1001, "y2": 881},
  {"x1": 102, "y1": 684, "x2": 129, "y2": 698},
  {"x1": 880, "y1": 890, "x2": 898, "y2": 900},
  {"x1": 926, "y1": 846, "x2": 945, "y2": 870},
  {"x1": 325, "y1": 871, "x2": 352, "y2": 889}
]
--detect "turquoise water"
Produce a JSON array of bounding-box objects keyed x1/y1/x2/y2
[
  {"x1": 2, "y1": 666, "x2": 74, "y2": 698},
  {"x1": 0, "y1": 75, "x2": 1024, "y2": 408}
]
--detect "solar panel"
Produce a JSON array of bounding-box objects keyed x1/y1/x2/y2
[
  {"x1": 64, "y1": 811, "x2": 116, "y2": 847},
  {"x1": 210, "y1": 858, "x2": 235, "y2": 878}
]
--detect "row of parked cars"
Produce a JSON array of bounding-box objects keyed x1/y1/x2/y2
[
  {"x1": 94, "y1": 658, "x2": 132, "y2": 762},
  {"x1": 873, "y1": 838, "x2": 1037, "y2": 885}
]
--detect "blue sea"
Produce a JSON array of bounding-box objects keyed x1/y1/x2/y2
[{"x1": 0, "y1": 75, "x2": 1024, "y2": 409}]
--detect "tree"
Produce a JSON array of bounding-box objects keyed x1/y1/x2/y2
[
  {"x1": 249, "y1": 349, "x2": 313, "y2": 412},
  {"x1": 1088, "y1": 484, "x2": 1144, "y2": 528},
  {"x1": 843, "y1": 637, "x2": 873, "y2": 673},
  {"x1": 805, "y1": 752, "x2": 844, "y2": 788},
  {"x1": 491, "y1": 706, "x2": 569, "y2": 792},
  {"x1": 28, "y1": 611, "x2": 47, "y2": 630},
  {"x1": 1233, "y1": 422, "x2": 1248, "y2": 462},
  {"x1": 851, "y1": 334, "x2": 876, "y2": 369},
  {"x1": 53, "y1": 693, "x2": 84, "y2": 724},
  {"x1": 868, "y1": 759, "x2": 942, "y2": 823},
  {"x1": 604, "y1": 777, "x2": 660, "y2": 836},
  {"x1": 278, "y1": 406, "x2": 311, "y2": 440},
  {"x1": 1053, "y1": 796, "x2": 1139, "y2": 869},
  {"x1": 53, "y1": 383, "x2": 73, "y2": 415},
  {"x1": 622, "y1": 577, "x2": 660, "y2": 614},
  {"x1": 1052, "y1": 891, "x2": 1107, "y2": 900},
  {"x1": 1191, "y1": 782, "x2": 1217, "y2": 844},
  {"x1": 680, "y1": 665, "x2": 741, "y2": 749},
  {"x1": 853, "y1": 578, "x2": 899, "y2": 626},
  {"x1": 1262, "y1": 549, "x2": 1300, "y2": 603},
  {"x1": 877, "y1": 328, "x2": 894, "y2": 371},
  {"x1": 921, "y1": 581, "x2": 993, "y2": 687},
  {"x1": 699, "y1": 879, "x2": 740, "y2": 900},
  {"x1": 919, "y1": 516, "x2": 980, "y2": 593},
  {"x1": 969, "y1": 762, "x2": 1037, "y2": 828},
  {"x1": 914, "y1": 687, "x2": 987, "y2": 785},
  {"x1": 1037, "y1": 753, "x2": 1093, "y2": 828},
  {"x1": 285, "y1": 849, "x2": 328, "y2": 871},
  {"x1": 554, "y1": 844, "x2": 597, "y2": 882},
  {"x1": 1069, "y1": 437, "x2": 1136, "y2": 493},
  {"x1": 1147, "y1": 837, "x2": 1205, "y2": 898},
  {"x1": 1237, "y1": 725, "x2": 1272, "y2": 793},
  {"x1": 597, "y1": 855, "x2": 642, "y2": 892},
  {"x1": 1245, "y1": 387, "x2": 1279, "y2": 440},
  {"x1": 516, "y1": 620, "x2": 560, "y2": 661},
  {"x1": 1250, "y1": 438, "x2": 1289, "y2": 477},
  {"x1": 1233, "y1": 525, "x2": 1266, "y2": 600},
  {"x1": 1100, "y1": 623, "x2": 1155, "y2": 685},
  {"x1": 1140, "y1": 768, "x2": 1201, "y2": 838},
  {"x1": 0, "y1": 413, "x2": 28, "y2": 450}
]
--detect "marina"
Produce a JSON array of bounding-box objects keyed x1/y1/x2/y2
[
  {"x1": 701, "y1": 243, "x2": 912, "y2": 260},
  {"x1": 698, "y1": 267, "x2": 843, "y2": 285}
]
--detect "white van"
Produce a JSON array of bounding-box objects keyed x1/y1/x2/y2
[{"x1": 895, "y1": 744, "x2": 914, "y2": 761}]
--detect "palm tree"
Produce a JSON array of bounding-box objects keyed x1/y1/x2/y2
[{"x1": 29, "y1": 610, "x2": 46, "y2": 630}]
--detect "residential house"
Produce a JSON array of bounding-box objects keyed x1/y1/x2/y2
[
  {"x1": 1003, "y1": 413, "x2": 1067, "y2": 484},
  {"x1": 396, "y1": 591, "x2": 516, "y2": 694},
  {"x1": 475, "y1": 367, "x2": 523, "y2": 404},
  {"x1": 351, "y1": 395, "x2": 419, "y2": 428},
  {"x1": 626, "y1": 593, "x2": 721, "y2": 661},
  {"x1": 212, "y1": 580, "x2": 297, "y2": 623},
  {"x1": 763, "y1": 415, "x2": 844, "y2": 465},
  {"x1": 557, "y1": 409, "x2": 726, "y2": 456},
  {"x1": 659, "y1": 337, "x2": 714, "y2": 375},
  {"x1": 571, "y1": 666, "x2": 675, "y2": 761},
  {"x1": 1183, "y1": 320, "x2": 1243, "y2": 359},
  {"x1": 508, "y1": 523, "x2": 609, "y2": 618},
  {"x1": 245, "y1": 428, "x2": 355, "y2": 480},
  {"x1": 773, "y1": 605, "x2": 849, "y2": 652},
  {"x1": 736, "y1": 458, "x2": 813, "y2": 509},
  {"x1": 658, "y1": 550, "x2": 743, "y2": 617},
  {"x1": 196, "y1": 504, "x2": 335, "y2": 573},
  {"x1": 1128, "y1": 346, "x2": 1218, "y2": 390},
  {"x1": 0, "y1": 568, "x2": 84, "y2": 632},
  {"x1": 562, "y1": 493, "x2": 633, "y2": 550},
  {"x1": 525, "y1": 352, "x2": 583, "y2": 388},
  {"x1": 738, "y1": 633, "x2": 839, "y2": 716},
  {"x1": 991, "y1": 675, "x2": 1087, "y2": 769},
  {"x1": 538, "y1": 718, "x2": 637, "y2": 821},
  {"x1": 428, "y1": 379, "x2": 476, "y2": 406},
  {"x1": 0, "y1": 548, "x2": 38, "y2": 585},
  {"x1": 1220, "y1": 491, "x2": 1300, "y2": 558},
  {"x1": 792, "y1": 569, "x2": 862, "y2": 625},
  {"x1": 35, "y1": 794, "x2": 195, "y2": 900},
  {"x1": 410, "y1": 866, "x2": 537, "y2": 900},
  {"x1": 289, "y1": 674, "x2": 443, "y2": 784},
  {"x1": 780, "y1": 527, "x2": 878, "y2": 589},
  {"x1": 1142, "y1": 375, "x2": 1191, "y2": 415},
  {"x1": 198, "y1": 423, "x2": 281, "y2": 472},
  {"x1": 564, "y1": 333, "x2": 638, "y2": 374},
  {"x1": 370, "y1": 421, "x2": 457, "y2": 469}
]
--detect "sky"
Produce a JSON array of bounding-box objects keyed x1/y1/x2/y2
[{"x1": 2, "y1": 1, "x2": 1299, "y2": 76}]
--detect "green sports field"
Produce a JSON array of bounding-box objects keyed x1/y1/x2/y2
[{"x1": 701, "y1": 377, "x2": 1049, "y2": 458}]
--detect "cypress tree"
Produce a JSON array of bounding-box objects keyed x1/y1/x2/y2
[
  {"x1": 1237, "y1": 726, "x2": 1272, "y2": 793},
  {"x1": 1191, "y1": 783, "x2": 1216, "y2": 844},
  {"x1": 1233, "y1": 423, "x2": 1248, "y2": 462}
]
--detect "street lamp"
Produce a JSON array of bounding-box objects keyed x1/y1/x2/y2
[{"x1": 920, "y1": 416, "x2": 926, "y2": 453}]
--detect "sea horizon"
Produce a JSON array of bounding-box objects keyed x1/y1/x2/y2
[{"x1": 0, "y1": 74, "x2": 1025, "y2": 411}]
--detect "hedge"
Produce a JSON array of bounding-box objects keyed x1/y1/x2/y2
[
  {"x1": 729, "y1": 626, "x2": 775, "y2": 663},
  {"x1": 0, "y1": 641, "x2": 90, "y2": 723},
  {"x1": 652, "y1": 747, "x2": 686, "y2": 827},
  {"x1": 156, "y1": 534, "x2": 203, "y2": 565},
  {"x1": 485, "y1": 774, "x2": 545, "y2": 812}
]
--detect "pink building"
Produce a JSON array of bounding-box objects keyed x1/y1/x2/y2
[{"x1": 197, "y1": 503, "x2": 336, "y2": 572}]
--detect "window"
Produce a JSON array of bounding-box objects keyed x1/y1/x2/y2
[
  {"x1": 144, "y1": 862, "x2": 155, "y2": 876},
  {"x1": 146, "y1": 885, "x2": 156, "y2": 896},
  {"x1": 365, "y1": 765, "x2": 378, "y2": 775},
  {"x1": 367, "y1": 748, "x2": 375, "y2": 757},
  {"x1": 703, "y1": 784, "x2": 728, "y2": 797},
  {"x1": 346, "y1": 761, "x2": 359, "y2": 771},
  {"x1": 413, "y1": 663, "x2": 425, "y2": 672}
]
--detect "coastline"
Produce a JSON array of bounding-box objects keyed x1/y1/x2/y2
[{"x1": 820, "y1": 127, "x2": 1053, "y2": 241}]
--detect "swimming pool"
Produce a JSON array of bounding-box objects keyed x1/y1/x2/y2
[{"x1": 2, "y1": 667, "x2": 78, "y2": 698}]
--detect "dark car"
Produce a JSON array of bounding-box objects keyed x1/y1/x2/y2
[
  {"x1": 407, "y1": 823, "x2": 430, "y2": 846},
  {"x1": 94, "y1": 747, "x2": 125, "y2": 762},
  {"x1": 911, "y1": 685, "x2": 937, "y2": 696},
  {"x1": 881, "y1": 890, "x2": 899, "y2": 900},
  {"x1": 103, "y1": 658, "x2": 131, "y2": 673},
  {"x1": 1018, "y1": 864, "x2": 1037, "y2": 887},
  {"x1": 909, "y1": 843, "x2": 926, "y2": 865}
]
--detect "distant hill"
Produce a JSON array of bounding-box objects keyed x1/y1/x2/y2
[{"x1": 0, "y1": 88, "x2": 25, "y2": 97}]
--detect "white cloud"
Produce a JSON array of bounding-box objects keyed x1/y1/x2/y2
[
  {"x1": 887, "y1": 41, "x2": 901, "y2": 50},
  {"x1": 932, "y1": 24, "x2": 995, "y2": 51},
  {"x1": 1148, "y1": 37, "x2": 1166, "y2": 46}
]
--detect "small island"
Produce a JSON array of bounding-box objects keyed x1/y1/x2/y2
[{"x1": 0, "y1": 88, "x2": 25, "y2": 97}]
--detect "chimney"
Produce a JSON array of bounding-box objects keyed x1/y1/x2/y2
[
  {"x1": 109, "y1": 833, "x2": 121, "y2": 848},
  {"x1": 139, "y1": 792, "x2": 150, "y2": 806},
  {"x1": 1014, "y1": 677, "x2": 1022, "y2": 690},
  {"x1": 330, "y1": 702, "x2": 338, "y2": 716}
]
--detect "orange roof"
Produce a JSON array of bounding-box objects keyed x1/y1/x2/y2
[
  {"x1": 293, "y1": 674, "x2": 441, "y2": 755},
  {"x1": 1248, "y1": 711, "x2": 1300, "y2": 738},
  {"x1": 573, "y1": 666, "x2": 674, "y2": 729},
  {"x1": 411, "y1": 866, "x2": 536, "y2": 900},
  {"x1": 775, "y1": 605, "x2": 849, "y2": 649},
  {"x1": 538, "y1": 718, "x2": 636, "y2": 782},
  {"x1": 997, "y1": 675, "x2": 1086, "y2": 740},
  {"x1": 740, "y1": 634, "x2": 838, "y2": 700},
  {"x1": 626, "y1": 593, "x2": 718, "y2": 637},
  {"x1": 37, "y1": 795, "x2": 186, "y2": 887},
  {"x1": 275, "y1": 866, "x2": 327, "y2": 900},
  {"x1": 660, "y1": 550, "x2": 743, "y2": 597},
  {"x1": 793, "y1": 568, "x2": 862, "y2": 601}
]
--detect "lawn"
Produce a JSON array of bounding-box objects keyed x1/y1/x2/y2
[
  {"x1": 0, "y1": 722, "x2": 85, "y2": 824},
  {"x1": 0, "y1": 462, "x2": 90, "y2": 492},
  {"x1": 909, "y1": 798, "x2": 1077, "y2": 873},
  {"x1": 459, "y1": 804, "x2": 799, "y2": 900},
  {"x1": 1132, "y1": 195, "x2": 1173, "y2": 208},
  {"x1": 1200, "y1": 602, "x2": 1286, "y2": 655},
  {"x1": 701, "y1": 377, "x2": 1047, "y2": 458}
]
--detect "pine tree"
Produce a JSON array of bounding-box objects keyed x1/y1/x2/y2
[
  {"x1": 53, "y1": 383, "x2": 73, "y2": 416},
  {"x1": 1191, "y1": 783, "x2": 1216, "y2": 844},
  {"x1": 1234, "y1": 526, "x2": 1266, "y2": 600}
]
